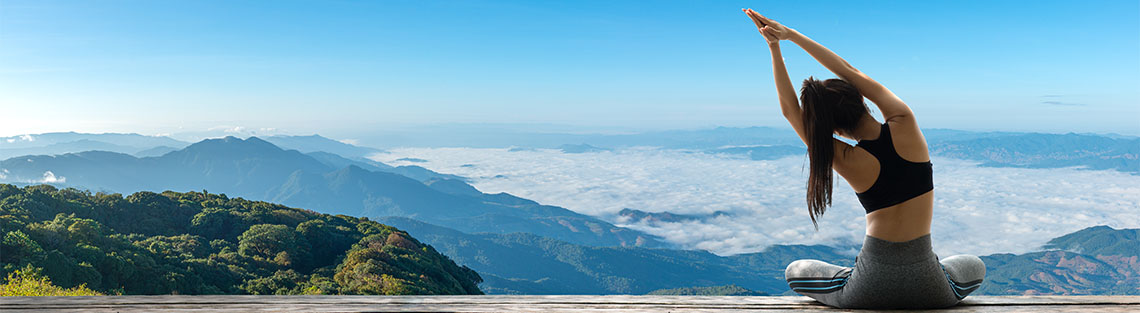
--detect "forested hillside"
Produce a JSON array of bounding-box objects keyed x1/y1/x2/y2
[{"x1": 0, "y1": 184, "x2": 482, "y2": 295}]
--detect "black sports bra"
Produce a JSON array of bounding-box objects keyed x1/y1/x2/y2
[{"x1": 855, "y1": 123, "x2": 933, "y2": 213}]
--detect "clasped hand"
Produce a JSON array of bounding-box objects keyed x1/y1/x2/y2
[{"x1": 742, "y1": 8, "x2": 792, "y2": 44}]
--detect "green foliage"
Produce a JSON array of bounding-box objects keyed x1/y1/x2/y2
[
  {"x1": 2, "y1": 230, "x2": 43, "y2": 264},
  {"x1": 237, "y1": 224, "x2": 311, "y2": 270},
  {"x1": 1, "y1": 265, "x2": 105, "y2": 296},
  {"x1": 333, "y1": 232, "x2": 482, "y2": 295},
  {"x1": 647, "y1": 284, "x2": 767, "y2": 296},
  {"x1": 0, "y1": 184, "x2": 482, "y2": 295}
]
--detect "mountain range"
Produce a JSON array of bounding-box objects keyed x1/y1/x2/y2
[
  {"x1": 0, "y1": 132, "x2": 381, "y2": 160},
  {"x1": 0, "y1": 136, "x2": 659, "y2": 248},
  {"x1": 0, "y1": 132, "x2": 188, "y2": 160},
  {"x1": 929, "y1": 133, "x2": 1139, "y2": 174},
  {"x1": 5, "y1": 128, "x2": 1136, "y2": 174},
  {"x1": 616, "y1": 208, "x2": 731, "y2": 224}
]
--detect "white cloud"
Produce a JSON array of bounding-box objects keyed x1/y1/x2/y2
[
  {"x1": 5, "y1": 134, "x2": 34, "y2": 143},
  {"x1": 0, "y1": 168, "x2": 8, "y2": 179},
  {"x1": 339, "y1": 138, "x2": 361, "y2": 146},
  {"x1": 39, "y1": 171, "x2": 65, "y2": 183},
  {"x1": 371, "y1": 148, "x2": 1140, "y2": 257}
]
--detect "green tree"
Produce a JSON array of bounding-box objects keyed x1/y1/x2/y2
[
  {"x1": 1, "y1": 231, "x2": 43, "y2": 264},
  {"x1": 237, "y1": 224, "x2": 311, "y2": 269}
]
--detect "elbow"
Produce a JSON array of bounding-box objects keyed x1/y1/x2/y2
[
  {"x1": 835, "y1": 62, "x2": 864, "y2": 81},
  {"x1": 840, "y1": 60, "x2": 860, "y2": 74}
]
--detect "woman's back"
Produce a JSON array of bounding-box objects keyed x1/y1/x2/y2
[{"x1": 835, "y1": 117, "x2": 933, "y2": 242}]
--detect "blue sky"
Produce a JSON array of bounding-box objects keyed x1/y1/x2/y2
[{"x1": 1, "y1": 0, "x2": 1137, "y2": 137}]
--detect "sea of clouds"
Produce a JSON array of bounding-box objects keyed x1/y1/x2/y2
[{"x1": 370, "y1": 148, "x2": 1140, "y2": 257}]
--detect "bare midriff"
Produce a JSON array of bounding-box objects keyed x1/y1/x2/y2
[{"x1": 865, "y1": 190, "x2": 934, "y2": 242}]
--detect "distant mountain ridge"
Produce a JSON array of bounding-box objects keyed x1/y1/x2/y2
[
  {"x1": 930, "y1": 133, "x2": 1140, "y2": 174},
  {"x1": 0, "y1": 132, "x2": 189, "y2": 150},
  {"x1": 263, "y1": 135, "x2": 383, "y2": 159},
  {"x1": 693, "y1": 130, "x2": 1137, "y2": 174},
  {"x1": 0, "y1": 136, "x2": 661, "y2": 248},
  {"x1": 0, "y1": 132, "x2": 380, "y2": 163},
  {"x1": 7, "y1": 129, "x2": 1135, "y2": 174},
  {"x1": 558, "y1": 143, "x2": 612, "y2": 154},
  {"x1": 617, "y1": 208, "x2": 730, "y2": 224},
  {"x1": 0, "y1": 132, "x2": 190, "y2": 160}
]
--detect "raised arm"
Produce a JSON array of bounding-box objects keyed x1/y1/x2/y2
[
  {"x1": 746, "y1": 9, "x2": 914, "y2": 123},
  {"x1": 743, "y1": 9, "x2": 808, "y2": 145}
]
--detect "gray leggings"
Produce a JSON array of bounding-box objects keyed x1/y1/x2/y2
[{"x1": 785, "y1": 234, "x2": 985, "y2": 309}]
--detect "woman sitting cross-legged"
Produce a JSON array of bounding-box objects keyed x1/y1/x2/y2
[{"x1": 742, "y1": 8, "x2": 986, "y2": 309}]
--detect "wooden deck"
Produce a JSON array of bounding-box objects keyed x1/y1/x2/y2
[{"x1": 2, "y1": 295, "x2": 1137, "y2": 312}]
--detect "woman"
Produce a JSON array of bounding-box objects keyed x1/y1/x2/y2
[{"x1": 742, "y1": 8, "x2": 985, "y2": 309}]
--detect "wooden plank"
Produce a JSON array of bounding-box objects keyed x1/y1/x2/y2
[{"x1": 2, "y1": 295, "x2": 1138, "y2": 312}]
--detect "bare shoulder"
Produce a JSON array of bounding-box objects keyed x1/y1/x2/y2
[
  {"x1": 885, "y1": 116, "x2": 930, "y2": 162},
  {"x1": 832, "y1": 139, "x2": 879, "y2": 193}
]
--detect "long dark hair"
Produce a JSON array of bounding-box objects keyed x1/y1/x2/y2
[{"x1": 800, "y1": 77, "x2": 867, "y2": 228}]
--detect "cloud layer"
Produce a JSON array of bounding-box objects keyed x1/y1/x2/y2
[{"x1": 371, "y1": 148, "x2": 1140, "y2": 257}]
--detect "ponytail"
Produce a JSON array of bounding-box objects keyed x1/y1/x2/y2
[
  {"x1": 800, "y1": 78, "x2": 834, "y2": 228},
  {"x1": 799, "y1": 77, "x2": 866, "y2": 228}
]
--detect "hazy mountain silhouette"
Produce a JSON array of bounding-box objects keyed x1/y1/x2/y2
[
  {"x1": 7, "y1": 129, "x2": 1134, "y2": 174},
  {"x1": 558, "y1": 143, "x2": 612, "y2": 153},
  {"x1": 709, "y1": 145, "x2": 805, "y2": 160},
  {"x1": 931, "y1": 133, "x2": 1140, "y2": 174},
  {"x1": 617, "y1": 208, "x2": 731, "y2": 224},
  {"x1": 263, "y1": 134, "x2": 383, "y2": 158},
  {"x1": 133, "y1": 145, "x2": 180, "y2": 157},
  {"x1": 0, "y1": 132, "x2": 188, "y2": 149}
]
